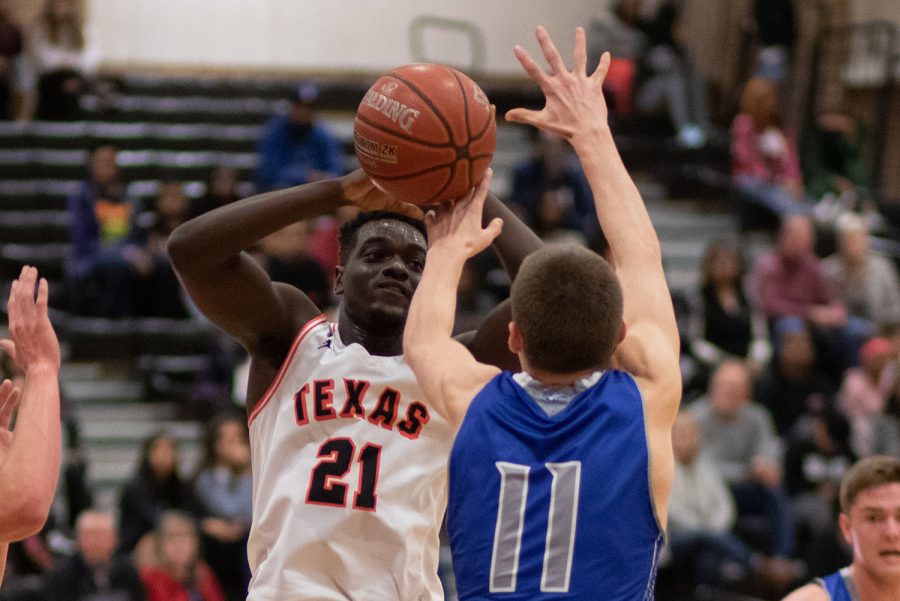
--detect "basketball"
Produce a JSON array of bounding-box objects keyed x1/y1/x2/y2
[{"x1": 354, "y1": 63, "x2": 496, "y2": 206}]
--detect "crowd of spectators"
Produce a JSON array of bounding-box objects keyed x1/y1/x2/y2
[
  {"x1": 0, "y1": 414, "x2": 250, "y2": 601},
  {"x1": 0, "y1": 0, "x2": 100, "y2": 122}
]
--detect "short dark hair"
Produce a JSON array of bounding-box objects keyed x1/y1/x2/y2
[
  {"x1": 511, "y1": 244, "x2": 623, "y2": 373},
  {"x1": 840, "y1": 455, "x2": 900, "y2": 513},
  {"x1": 338, "y1": 211, "x2": 427, "y2": 264},
  {"x1": 88, "y1": 139, "x2": 118, "y2": 155}
]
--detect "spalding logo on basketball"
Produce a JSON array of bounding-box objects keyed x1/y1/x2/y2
[{"x1": 354, "y1": 63, "x2": 496, "y2": 206}]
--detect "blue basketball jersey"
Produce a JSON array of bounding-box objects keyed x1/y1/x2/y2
[
  {"x1": 816, "y1": 567, "x2": 857, "y2": 601},
  {"x1": 448, "y1": 371, "x2": 664, "y2": 600}
]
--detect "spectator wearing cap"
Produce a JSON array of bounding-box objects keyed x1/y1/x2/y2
[
  {"x1": 837, "y1": 337, "x2": 900, "y2": 458},
  {"x1": 254, "y1": 80, "x2": 343, "y2": 192}
]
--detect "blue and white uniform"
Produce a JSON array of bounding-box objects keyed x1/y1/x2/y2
[
  {"x1": 816, "y1": 567, "x2": 858, "y2": 601},
  {"x1": 448, "y1": 370, "x2": 664, "y2": 600}
]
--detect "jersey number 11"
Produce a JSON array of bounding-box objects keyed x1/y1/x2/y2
[{"x1": 490, "y1": 461, "x2": 581, "y2": 593}]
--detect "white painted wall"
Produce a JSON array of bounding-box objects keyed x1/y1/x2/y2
[
  {"x1": 86, "y1": 0, "x2": 613, "y2": 75},
  {"x1": 852, "y1": 0, "x2": 900, "y2": 26}
]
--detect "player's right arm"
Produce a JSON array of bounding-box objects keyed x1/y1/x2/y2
[
  {"x1": 506, "y1": 27, "x2": 681, "y2": 419},
  {"x1": 506, "y1": 27, "x2": 681, "y2": 524},
  {"x1": 404, "y1": 173, "x2": 503, "y2": 428},
  {"x1": 168, "y1": 172, "x2": 422, "y2": 364},
  {"x1": 0, "y1": 267, "x2": 61, "y2": 546},
  {"x1": 781, "y1": 584, "x2": 829, "y2": 601}
]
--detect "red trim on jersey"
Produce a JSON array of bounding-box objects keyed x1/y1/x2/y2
[{"x1": 248, "y1": 314, "x2": 328, "y2": 426}]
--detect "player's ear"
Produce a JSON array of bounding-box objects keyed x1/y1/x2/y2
[
  {"x1": 618, "y1": 321, "x2": 627, "y2": 344},
  {"x1": 838, "y1": 513, "x2": 852, "y2": 546},
  {"x1": 334, "y1": 266, "x2": 345, "y2": 296},
  {"x1": 508, "y1": 321, "x2": 523, "y2": 354}
]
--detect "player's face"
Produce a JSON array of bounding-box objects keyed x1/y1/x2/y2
[
  {"x1": 336, "y1": 220, "x2": 427, "y2": 330},
  {"x1": 840, "y1": 482, "x2": 900, "y2": 581}
]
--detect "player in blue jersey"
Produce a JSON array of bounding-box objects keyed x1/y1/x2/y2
[
  {"x1": 403, "y1": 26, "x2": 681, "y2": 600},
  {"x1": 782, "y1": 456, "x2": 900, "y2": 601}
]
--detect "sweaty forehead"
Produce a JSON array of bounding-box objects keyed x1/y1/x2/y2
[{"x1": 356, "y1": 220, "x2": 426, "y2": 250}]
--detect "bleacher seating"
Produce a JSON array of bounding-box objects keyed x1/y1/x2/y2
[{"x1": 0, "y1": 73, "x2": 736, "y2": 355}]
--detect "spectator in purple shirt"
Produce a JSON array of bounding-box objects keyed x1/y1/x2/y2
[{"x1": 751, "y1": 215, "x2": 857, "y2": 375}]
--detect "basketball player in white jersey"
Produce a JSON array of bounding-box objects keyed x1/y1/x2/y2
[
  {"x1": 168, "y1": 167, "x2": 540, "y2": 599},
  {"x1": 0, "y1": 266, "x2": 62, "y2": 584}
]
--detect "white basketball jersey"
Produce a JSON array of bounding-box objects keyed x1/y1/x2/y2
[{"x1": 247, "y1": 315, "x2": 454, "y2": 601}]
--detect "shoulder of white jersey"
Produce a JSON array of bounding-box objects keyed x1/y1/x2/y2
[{"x1": 248, "y1": 314, "x2": 330, "y2": 425}]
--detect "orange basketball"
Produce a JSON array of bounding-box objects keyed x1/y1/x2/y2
[{"x1": 354, "y1": 63, "x2": 496, "y2": 206}]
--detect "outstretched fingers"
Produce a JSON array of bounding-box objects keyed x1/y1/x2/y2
[
  {"x1": 0, "y1": 379, "x2": 21, "y2": 430},
  {"x1": 36, "y1": 278, "x2": 49, "y2": 313},
  {"x1": 573, "y1": 26, "x2": 587, "y2": 75},
  {"x1": 535, "y1": 26, "x2": 568, "y2": 76},
  {"x1": 8, "y1": 267, "x2": 36, "y2": 341},
  {"x1": 513, "y1": 44, "x2": 550, "y2": 90},
  {"x1": 504, "y1": 107, "x2": 541, "y2": 127},
  {"x1": 591, "y1": 51, "x2": 612, "y2": 84},
  {"x1": 0, "y1": 340, "x2": 17, "y2": 371},
  {"x1": 483, "y1": 217, "x2": 503, "y2": 245}
]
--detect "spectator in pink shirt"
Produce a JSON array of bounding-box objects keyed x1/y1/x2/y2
[
  {"x1": 752, "y1": 215, "x2": 857, "y2": 374},
  {"x1": 837, "y1": 337, "x2": 899, "y2": 458},
  {"x1": 732, "y1": 77, "x2": 811, "y2": 221}
]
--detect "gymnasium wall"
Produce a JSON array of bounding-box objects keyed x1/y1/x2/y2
[
  {"x1": 82, "y1": 0, "x2": 615, "y2": 76},
  {"x1": 852, "y1": 0, "x2": 900, "y2": 25},
  {"x1": 5, "y1": 0, "x2": 899, "y2": 77}
]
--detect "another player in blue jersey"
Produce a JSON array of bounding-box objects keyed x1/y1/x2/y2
[
  {"x1": 782, "y1": 456, "x2": 900, "y2": 601},
  {"x1": 403, "y1": 26, "x2": 681, "y2": 600}
]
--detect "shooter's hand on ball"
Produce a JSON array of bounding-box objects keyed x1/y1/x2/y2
[
  {"x1": 425, "y1": 169, "x2": 502, "y2": 260},
  {"x1": 339, "y1": 169, "x2": 424, "y2": 220}
]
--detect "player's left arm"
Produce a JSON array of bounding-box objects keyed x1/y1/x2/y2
[
  {"x1": 463, "y1": 193, "x2": 543, "y2": 371},
  {"x1": 405, "y1": 172, "x2": 503, "y2": 429}
]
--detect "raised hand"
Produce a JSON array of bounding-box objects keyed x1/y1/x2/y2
[
  {"x1": 505, "y1": 26, "x2": 611, "y2": 141},
  {"x1": 425, "y1": 169, "x2": 502, "y2": 259},
  {"x1": 4, "y1": 266, "x2": 61, "y2": 374},
  {"x1": 339, "y1": 169, "x2": 424, "y2": 220}
]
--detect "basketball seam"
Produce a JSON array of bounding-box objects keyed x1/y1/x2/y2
[
  {"x1": 451, "y1": 71, "x2": 494, "y2": 140},
  {"x1": 449, "y1": 70, "x2": 475, "y2": 186},
  {"x1": 355, "y1": 112, "x2": 450, "y2": 149},
  {"x1": 423, "y1": 161, "x2": 459, "y2": 204},
  {"x1": 390, "y1": 69, "x2": 458, "y2": 147}
]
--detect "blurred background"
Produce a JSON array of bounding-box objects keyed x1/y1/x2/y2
[{"x1": 0, "y1": 1, "x2": 899, "y2": 600}]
